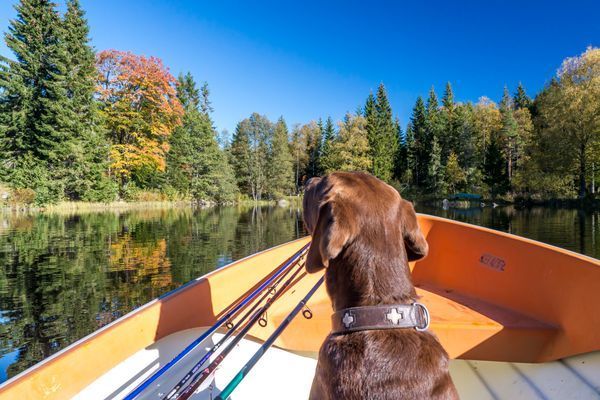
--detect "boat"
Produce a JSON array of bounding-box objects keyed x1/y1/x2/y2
[{"x1": 1, "y1": 214, "x2": 599, "y2": 399}]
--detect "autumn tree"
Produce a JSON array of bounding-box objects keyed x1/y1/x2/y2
[
  {"x1": 536, "y1": 47, "x2": 600, "y2": 197},
  {"x1": 96, "y1": 50, "x2": 183, "y2": 193}
]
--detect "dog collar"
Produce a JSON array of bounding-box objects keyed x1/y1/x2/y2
[{"x1": 331, "y1": 302, "x2": 430, "y2": 334}]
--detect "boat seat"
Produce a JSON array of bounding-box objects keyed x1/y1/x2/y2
[{"x1": 267, "y1": 282, "x2": 558, "y2": 362}]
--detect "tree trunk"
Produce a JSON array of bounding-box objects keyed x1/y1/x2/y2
[{"x1": 579, "y1": 143, "x2": 587, "y2": 199}]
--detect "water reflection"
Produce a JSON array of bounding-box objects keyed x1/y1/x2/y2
[{"x1": 0, "y1": 205, "x2": 305, "y2": 382}]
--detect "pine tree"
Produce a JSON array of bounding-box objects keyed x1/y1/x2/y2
[
  {"x1": 320, "y1": 116, "x2": 336, "y2": 174},
  {"x1": 267, "y1": 117, "x2": 294, "y2": 198},
  {"x1": 0, "y1": 0, "x2": 72, "y2": 202},
  {"x1": 513, "y1": 82, "x2": 532, "y2": 110}
]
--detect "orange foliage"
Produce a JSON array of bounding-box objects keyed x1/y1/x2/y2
[{"x1": 96, "y1": 50, "x2": 183, "y2": 183}]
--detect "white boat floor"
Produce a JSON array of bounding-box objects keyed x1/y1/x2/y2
[{"x1": 76, "y1": 327, "x2": 600, "y2": 400}]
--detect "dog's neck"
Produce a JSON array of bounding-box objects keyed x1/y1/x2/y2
[{"x1": 325, "y1": 239, "x2": 418, "y2": 311}]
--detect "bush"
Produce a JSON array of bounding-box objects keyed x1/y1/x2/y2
[{"x1": 10, "y1": 188, "x2": 36, "y2": 205}]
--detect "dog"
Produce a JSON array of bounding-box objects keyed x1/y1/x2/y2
[{"x1": 303, "y1": 172, "x2": 458, "y2": 400}]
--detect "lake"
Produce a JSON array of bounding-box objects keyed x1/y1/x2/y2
[{"x1": 1, "y1": 203, "x2": 599, "y2": 383}]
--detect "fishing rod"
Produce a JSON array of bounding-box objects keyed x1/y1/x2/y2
[
  {"x1": 124, "y1": 242, "x2": 310, "y2": 400},
  {"x1": 215, "y1": 276, "x2": 325, "y2": 400},
  {"x1": 162, "y1": 252, "x2": 307, "y2": 399},
  {"x1": 171, "y1": 259, "x2": 313, "y2": 400}
]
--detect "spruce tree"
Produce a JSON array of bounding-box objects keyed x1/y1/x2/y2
[
  {"x1": 441, "y1": 82, "x2": 457, "y2": 161},
  {"x1": 410, "y1": 96, "x2": 429, "y2": 187},
  {"x1": 305, "y1": 118, "x2": 322, "y2": 179},
  {"x1": 167, "y1": 73, "x2": 236, "y2": 202},
  {"x1": 404, "y1": 123, "x2": 416, "y2": 185},
  {"x1": 0, "y1": 0, "x2": 72, "y2": 202},
  {"x1": 513, "y1": 82, "x2": 532, "y2": 110},
  {"x1": 427, "y1": 136, "x2": 446, "y2": 194},
  {"x1": 372, "y1": 84, "x2": 398, "y2": 182},
  {"x1": 483, "y1": 136, "x2": 509, "y2": 199},
  {"x1": 320, "y1": 116, "x2": 336, "y2": 174},
  {"x1": 267, "y1": 117, "x2": 294, "y2": 198},
  {"x1": 425, "y1": 87, "x2": 444, "y2": 159},
  {"x1": 62, "y1": 0, "x2": 114, "y2": 201},
  {"x1": 393, "y1": 117, "x2": 406, "y2": 181}
]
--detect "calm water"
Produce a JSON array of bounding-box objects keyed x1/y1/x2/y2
[{"x1": 1, "y1": 203, "x2": 599, "y2": 382}]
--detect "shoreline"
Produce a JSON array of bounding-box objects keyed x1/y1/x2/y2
[{"x1": 0, "y1": 197, "x2": 303, "y2": 214}]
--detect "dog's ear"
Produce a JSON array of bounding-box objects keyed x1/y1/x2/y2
[
  {"x1": 399, "y1": 199, "x2": 428, "y2": 261},
  {"x1": 302, "y1": 177, "x2": 322, "y2": 233},
  {"x1": 306, "y1": 201, "x2": 352, "y2": 273}
]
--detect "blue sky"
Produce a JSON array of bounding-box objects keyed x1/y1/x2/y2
[{"x1": 1, "y1": 1, "x2": 598, "y2": 135}]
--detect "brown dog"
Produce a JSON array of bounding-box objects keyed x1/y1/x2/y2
[{"x1": 303, "y1": 172, "x2": 458, "y2": 400}]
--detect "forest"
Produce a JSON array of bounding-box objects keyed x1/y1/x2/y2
[{"x1": 0, "y1": 0, "x2": 599, "y2": 206}]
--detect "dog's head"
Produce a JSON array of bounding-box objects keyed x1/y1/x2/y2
[{"x1": 302, "y1": 172, "x2": 428, "y2": 273}]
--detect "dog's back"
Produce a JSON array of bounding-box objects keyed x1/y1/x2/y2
[{"x1": 303, "y1": 172, "x2": 458, "y2": 400}]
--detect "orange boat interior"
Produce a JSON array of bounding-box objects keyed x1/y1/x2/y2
[{"x1": 2, "y1": 214, "x2": 600, "y2": 399}]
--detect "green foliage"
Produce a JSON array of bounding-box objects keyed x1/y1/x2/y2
[
  {"x1": 319, "y1": 116, "x2": 336, "y2": 174},
  {"x1": 305, "y1": 118, "x2": 322, "y2": 179},
  {"x1": 167, "y1": 73, "x2": 236, "y2": 203},
  {"x1": 267, "y1": 117, "x2": 294, "y2": 198},
  {"x1": 230, "y1": 113, "x2": 271, "y2": 200},
  {"x1": 427, "y1": 136, "x2": 446, "y2": 194},
  {"x1": 513, "y1": 82, "x2": 532, "y2": 110},
  {"x1": 445, "y1": 152, "x2": 466, "y2": 193},
  {"x1": 483, "y1": 135, "x2": 509, "y2": 199},
  {"x1": 329, "y1": 113, "x2": 371, "y2": 172},
  {"x1": 410, "y1": 96, "x2": 429, "y2": 186}
]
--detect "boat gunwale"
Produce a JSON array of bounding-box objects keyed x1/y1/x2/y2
[
  {"x1": 0, "y1": 236, "x2": 309, "y2": 392},
  {"x1": 418, "y1": 213, "x2": 600, "y2": 267}
]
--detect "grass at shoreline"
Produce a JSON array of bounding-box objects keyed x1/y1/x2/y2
[{"x1": 0, "y1": 196, "x2": 303, "y2": 214}]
